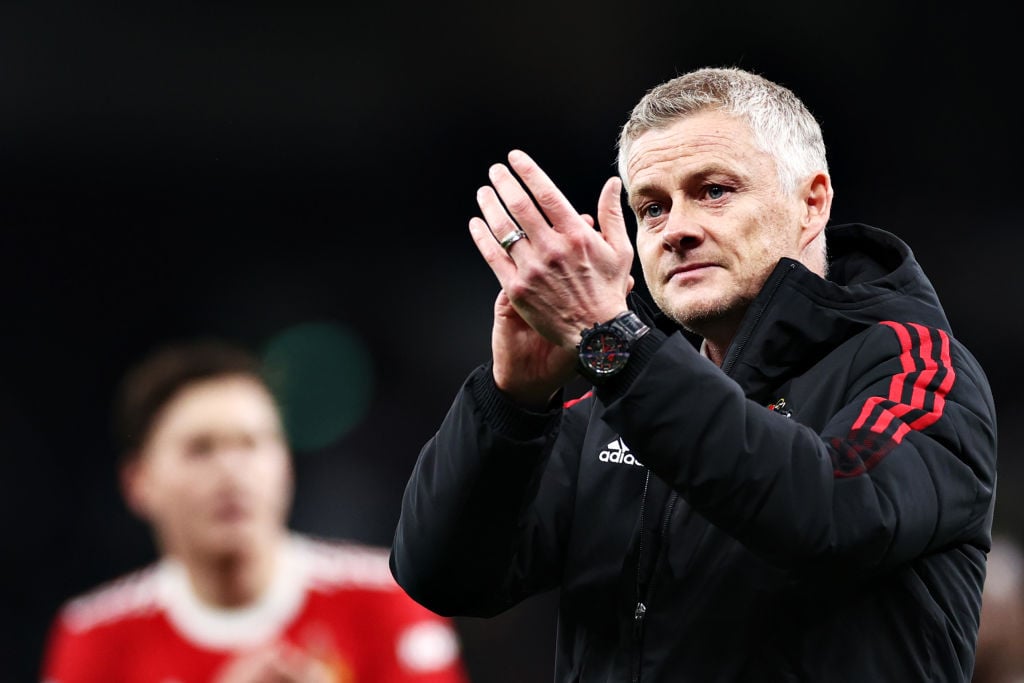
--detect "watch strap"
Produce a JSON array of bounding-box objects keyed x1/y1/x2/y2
[{"x1": 606, "y1": 310, "x2": 651, "y2": 342}]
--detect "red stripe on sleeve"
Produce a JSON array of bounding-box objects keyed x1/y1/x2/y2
[
  {"x1": 906, "y1": 323, "x2": 955, "y2": 431},
  {"x1": 908, "y1": 323, "x2": 936, "y2": 409},
  {"x1": 832, "y1": 322, "x2": 958, "y2": 478},
  {"x1": 885, "y1": 321, "x2": 915, "y2": 404},
  {"x1": 851, "y1": 396, "x2": 884, "y2": 431},
  {"x1": 563, "y1": 390, "x2": 593, "y2": 409},
  {"x1": 861, "y1": 321, "x2": 955, "y2": 445}
]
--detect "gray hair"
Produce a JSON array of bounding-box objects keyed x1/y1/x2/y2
[{"x1": 617, "y1": 67, "x2": 828, "y2": 195}]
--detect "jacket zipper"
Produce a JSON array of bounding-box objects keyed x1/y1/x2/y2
[
  {"x1": 632, "y1": 470, "x2": 651, "y2": 683},
  {"x1": 721, "y1": 262, "x2": 796, "y2": 377},
  {"x1": 634, "y1": 471, "x2": 651, "y2": 626},
  {"x1": 632, "y1": 480, "x2": 679, "y2": 682},
  {"x1": 629, "y1": 262, "x2": 794, "y2": 681}
]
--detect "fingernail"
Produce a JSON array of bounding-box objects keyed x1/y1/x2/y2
[{"x1": 508, "y1": 149, "x2": 526, "y2": 164}]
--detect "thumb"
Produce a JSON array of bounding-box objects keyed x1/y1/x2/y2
[{"x1": 597, "y1": 176, "x2": 630, "y2": 253}]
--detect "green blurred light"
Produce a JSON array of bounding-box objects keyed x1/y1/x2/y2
[{"x1": 262, "y1": 321, "x2": 374, "y2": 452}]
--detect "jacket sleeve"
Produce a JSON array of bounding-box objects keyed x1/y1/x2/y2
[
  {"x1": 389, "y1": 364, "x2": 585, "y2": 617},
  {"x1": 599, "y1": 321, "x2": 997, "y2": 573}
]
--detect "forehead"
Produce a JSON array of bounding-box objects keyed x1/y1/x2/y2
[
  {"x1": 625, "y1": 110, "x2": 770, "y2": 189},
  {"x1": 149, "y1": 376, "x2": 280, "y2": 440}
]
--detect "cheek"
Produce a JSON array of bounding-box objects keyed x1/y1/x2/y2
[
  {"x1": 635, "y1": 233, "x2": 660, "y2": 275},
  {"x1": 253, "y1": 451, "x2": 293, "y2": 504},
  {"x1": 142, "y1": 463, "x2": 211, "y2": 526},
  {"x1": 734, "y1": 213, "x2": 793, "y2": 269},
  {"x1": 751, "y1": 204, "x2": 800, "y2": 251},
  {"x1": 161, "y1": 464, "x2": 211, "y2": 501}
]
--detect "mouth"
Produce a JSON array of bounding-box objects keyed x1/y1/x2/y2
[
  {"x1": 666, "y1": 262, "x2": 719, "y2": 282},
  {"x1": 212, "y1": 499, "x2": 251, "y2": 523}
]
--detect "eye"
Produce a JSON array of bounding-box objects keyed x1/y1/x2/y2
[
  {"x1": 705, "y1": 184, "x2": 727, "y2": 200},
  {"x1": 185, "y1": 435, "x2": 216, "y2": 458},
  {"x1": 642, "y1": 203, "x2": 664, "y2": 219}
]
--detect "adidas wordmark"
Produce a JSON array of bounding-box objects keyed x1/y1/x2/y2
[{"x1": 598, "y1": 438, "x2": 644, "y2": 467}]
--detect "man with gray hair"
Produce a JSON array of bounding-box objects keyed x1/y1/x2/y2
[{"x1": 390, "y1": 66, "x2": 998, "y2": 681}]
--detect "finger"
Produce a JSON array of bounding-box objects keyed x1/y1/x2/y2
[
  {"x1": 507, "y1": 149, "x2": 581, "y2": 232},
  {"x1": 476, "y1": 185, "x2": 528, "y2": 247},
  {"x1": 261, "y1": 649, "x2": 307, "y2": 683},
  {"x1": 580, "y1": 213, "x2": 595, "y2": 228},
  {"x1": 264, "y1": 657, "x2": 299, "y2": 683},
  {"x1": 253, "y1": 647, "x2": 290, "y2": 683},
  {"x1": 487, "y1": 162, "x2": 552, "y2": 240},
  {"x1": 267, "y1": 646, "x2": 319, "y2": 683},
  {"x1": 469, "y1": 217, "x2": 518, "y2": 284},
  {"x1": 596, "y1": 176, "x2": 631, "y2": 253}
]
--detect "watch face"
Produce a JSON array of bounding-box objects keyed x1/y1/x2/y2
[{"x1": 579, "y1": 330, "x2": 630, "y2": 375}]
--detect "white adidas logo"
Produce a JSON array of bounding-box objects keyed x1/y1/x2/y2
[{"x1": 598, "y1": 437, "x2": 644, "y2": 467}]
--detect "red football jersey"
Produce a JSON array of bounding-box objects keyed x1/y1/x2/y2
[{"x1": 42, "y1": 535, "x2": 469, "y2": 683}]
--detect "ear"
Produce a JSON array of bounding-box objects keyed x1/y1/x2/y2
[
  {"x1": 798, "y1": 171, "x2": 834, "y2": 250},
  {"x1": 120, "y1": 456, "x2": 152, "y2": 521}
]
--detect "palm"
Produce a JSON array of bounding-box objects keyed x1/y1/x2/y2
[{"x1": 491, "y1": 291, "x2": 576, "y2": 407}]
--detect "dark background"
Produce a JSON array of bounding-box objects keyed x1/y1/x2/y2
[{"x1": 2, "y1": 3, "x2": 1022, "y2": 682}]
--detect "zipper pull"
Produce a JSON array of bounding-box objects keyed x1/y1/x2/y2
[
  {"x1": 633, "y1": 601, "x2": 647, "y2": 637},
  {"x1": 768, "y1": 398, "x2": 792, "y2": 418}
]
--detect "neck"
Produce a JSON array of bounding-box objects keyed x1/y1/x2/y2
[
  {"x1": 178, "y1": 533, "x2": 283, "y2": 608},
  {"x1": 702, "y1": 339, "x2": 729, "y2": 367},
  {"x1": 692, "y1": 314, "x2": 743, "y2": 368}
]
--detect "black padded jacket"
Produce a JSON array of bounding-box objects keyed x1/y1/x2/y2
[{"x1": 390, "y1": 224, "x2": 998, "y2": 682}]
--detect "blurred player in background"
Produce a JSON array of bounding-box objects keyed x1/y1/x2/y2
[
  {"x1": 42, "y1": 338, "x2": 468, "y2": 683},
  {"x1": 973, "y1": 535, "x2": 1024, "y2": 683}
]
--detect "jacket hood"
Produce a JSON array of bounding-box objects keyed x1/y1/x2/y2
[{"x1": 632, "y1": 223, "x2": 952, "y2": 399}]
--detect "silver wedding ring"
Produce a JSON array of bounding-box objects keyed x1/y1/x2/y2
[{"x1": 499, "y1": 228, "x2": 528, "y2": 252}]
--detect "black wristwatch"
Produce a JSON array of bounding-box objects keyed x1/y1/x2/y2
[{"x1": 577, "y1": 310, "x2": 651, "y2": 383}]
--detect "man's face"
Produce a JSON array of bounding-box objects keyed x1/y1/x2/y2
[
  {"x1": 126, "y1": 375, "x2": 292, "y2": 561},
  {"x1": 626, "y1": 110, "x2": 808, "y2": 336}
]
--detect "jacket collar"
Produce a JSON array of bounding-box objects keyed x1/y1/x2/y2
[{"x1": 633, "y1": 223, "x2": 951, "y2": 399}]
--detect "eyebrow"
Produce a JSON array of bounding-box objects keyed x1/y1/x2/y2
[
  {"x1": 626, "y1": 183, "x2": 658, "y2": 210},
  {"x1": 627, "y1": 163, "x2": 743, "y2": 209}
]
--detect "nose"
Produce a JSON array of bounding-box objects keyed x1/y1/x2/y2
[
  {"x1": 661, "y1": 207, "x2": 704, "y2": 253},
  {"x1": 211, "y1": 441, "x2": 256, "y2": 475}
]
